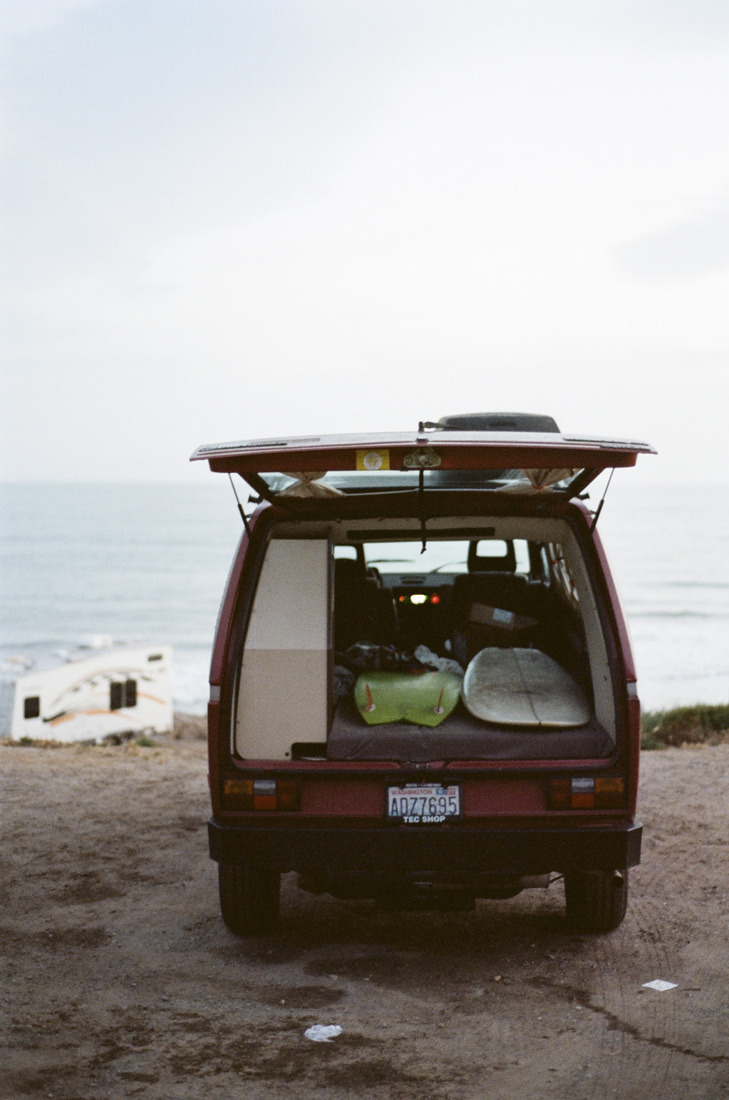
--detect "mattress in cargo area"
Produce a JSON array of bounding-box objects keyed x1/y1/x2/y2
[{"x1": 327, "y1": 697, "x2": 613, "y2": 762}]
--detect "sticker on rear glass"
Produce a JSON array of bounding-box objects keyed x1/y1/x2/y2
[{"x1": 357, "y1": 449, "x2": 390, "y2": 471}]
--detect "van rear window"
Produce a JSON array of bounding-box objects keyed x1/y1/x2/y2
[{"x1": 257, "y1": 467, "x2": 581, "y2": 497}]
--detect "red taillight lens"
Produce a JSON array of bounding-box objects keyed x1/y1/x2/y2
[
  {"x1": 548, "y1": 775, "x2": 625, "y2": 810},
  {"x1": 275, "y1": 779, "x2": 300, "y2": 811},
  {"x1": 548, "y1": 776, "x2": 571, "y2": 809},
  {"x1": 223, "y1": 777, "x2": 300, "y2": 812}
]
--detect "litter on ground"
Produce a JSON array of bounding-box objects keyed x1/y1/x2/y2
[{"x1": 304, "y1": 1025, "x2": 343, "y2": 1043}]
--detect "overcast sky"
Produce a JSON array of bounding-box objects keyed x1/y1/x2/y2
[{"x1": 2, "y1": 0, "x2": 729, "y2": 484}]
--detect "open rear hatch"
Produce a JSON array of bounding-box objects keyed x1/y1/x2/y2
[{"x1": 191, "y1": 426, "x2": 654, "y2": 504}]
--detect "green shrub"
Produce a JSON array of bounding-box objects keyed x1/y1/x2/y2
[{"x1": 641, "y1": 705, "x2": 729, "y2": 749}]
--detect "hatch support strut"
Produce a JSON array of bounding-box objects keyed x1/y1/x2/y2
[
  {"x1": 589, "y1": 468, "x2": 615, "y2": 533},
  {"x1": 418, "y1": 468, "x2": 429, "y2": 553},
  {"x1": 228, "y1": 474, "x2": 253, "y2": 536}
]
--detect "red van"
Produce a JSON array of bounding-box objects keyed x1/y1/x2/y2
[{"x1": 192, "y1": 414, "x2": 654, "y2": 935}]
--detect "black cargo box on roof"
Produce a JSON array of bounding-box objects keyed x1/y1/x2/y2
[{"x1": 436, "y1": 412, "x2": 560, "y2": 433}]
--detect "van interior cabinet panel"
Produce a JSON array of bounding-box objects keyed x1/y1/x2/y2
[{"x1": 235, "y1": 539, "x2": 331, "y2": 759}]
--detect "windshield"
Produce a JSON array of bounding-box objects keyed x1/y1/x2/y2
[{"x1": 363, "y1": 541, "x2": 470, "y2": 573}]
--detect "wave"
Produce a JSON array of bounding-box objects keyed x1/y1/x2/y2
[
  {"x1": 653, "y1": 581, "x2": 729, "y2": 591},
  {"x1": 626, "y1": 610, "x2": 729, "y2": 620}
]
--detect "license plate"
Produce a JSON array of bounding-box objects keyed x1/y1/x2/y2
[{"x1": 387, "y1": 783, "x2": 461, "y2": 824}]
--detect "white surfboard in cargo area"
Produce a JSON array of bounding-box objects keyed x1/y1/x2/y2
[
  {"x1": 6, "y1": 643, "x2": 173, "y2": 743},
  {"x1": 462, "y1": 647, "x2": 590, "y2": 728}
]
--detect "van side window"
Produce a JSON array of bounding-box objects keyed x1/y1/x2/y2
[
  {"x1": 333, "y1": 545, "x2": 358, "y2": 561},
  {"x1": 547, "y1": 543, "x2": 580, "y2": 608}
]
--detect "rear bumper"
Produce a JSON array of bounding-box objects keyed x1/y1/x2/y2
[{"x1": 208, "y1": 819, "x2": 642, "y2": 878}]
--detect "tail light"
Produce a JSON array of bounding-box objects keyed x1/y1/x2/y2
[
  {"x1": 548, "y1": 775, "x2": 625, "y2": 810},
  {"x1": 222, "y1": 777, "x2": 300, "y2": 811}
]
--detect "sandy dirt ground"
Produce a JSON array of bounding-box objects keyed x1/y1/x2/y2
[{"x1": 1, "y1": 723, "x2": 728, "y2": 1100}]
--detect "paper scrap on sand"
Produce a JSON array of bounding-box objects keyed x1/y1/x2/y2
[
  {"x1": 305, "y1": 1025, "x2": 343, "y2": 1043},
  {"x1": 643, "y1": 980, "x2": 678, "y2": 992}
]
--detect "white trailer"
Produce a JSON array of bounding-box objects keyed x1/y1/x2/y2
[{"x1": 7, "y1": 644, "x2": 173, "y2": 743}]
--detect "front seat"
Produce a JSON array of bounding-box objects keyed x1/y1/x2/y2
[{"x1": 333, "y1": 558, "x2": 396, "y2": 652}]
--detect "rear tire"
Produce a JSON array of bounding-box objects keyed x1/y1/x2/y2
[
  {"x1": 218, "y1": 862, "x2": 281, "y2": 936},
  {"x1": 564, "y1": 870, "x2": 628, "y2": 933}
]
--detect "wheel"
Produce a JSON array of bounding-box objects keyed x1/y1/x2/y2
[
  {"x1": 218, "y1": 862, "x2": 280, "y2": 936},
  {"x1": 564, "y1": 869, "x2": 628, "y2": 933}
]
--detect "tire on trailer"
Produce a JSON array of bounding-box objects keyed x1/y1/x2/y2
[
  {"x1": 564, "y1": 869, "x2": 628, "y2": 933},
  {"x1": 218, "y1": 862, "x2": 281, "y2": 936}
]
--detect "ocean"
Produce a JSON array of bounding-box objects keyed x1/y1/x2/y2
[{"x1": 1, "y1": 481, "x2": 727, "y2": 720}]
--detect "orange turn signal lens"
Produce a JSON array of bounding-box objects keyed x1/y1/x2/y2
[
  {"x1": 594, "y1": 776, "x2": 625, "y2": 808},
  {"x1": 223, "y1": 778, "x2": 254, "y2": 810}
]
